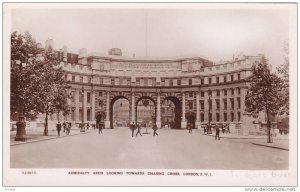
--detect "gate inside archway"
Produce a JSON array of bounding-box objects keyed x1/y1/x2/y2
[{"x1": 135, "y1": 96, "x2": 156, "y2": 126}]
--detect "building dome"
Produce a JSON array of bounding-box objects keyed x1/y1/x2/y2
[{"x1": 108, "y1": 48, "x2": 122, "y2": 56}]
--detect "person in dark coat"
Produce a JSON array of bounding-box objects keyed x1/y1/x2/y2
[
  {"x1": 67, "y1": 122, "x2": 71, "y2": 135},
  {"x1": 62, "y1": 122, "x2": 67, "y2": 133},
  {"x1": 215, "y1": 127, "x2": 220, "y2": 140},
  {"x1": 188, "y1": 123, "x2": 192, "y2": 133},
  {"x1": 135, "y1": 123, "x2": 142, "y2": 136},
  {"x1": 56, "y1": 121, "x2": 62, "y2": 136},
  {"x1": 130, "y1": 122, "x2": 135, "y2": 137},
  {"x1": 152, "y1": 123, "x2": 158, "y2": 136},
  {"x1": 99, "y1": 122, "x2": 104, "y2": 134}
]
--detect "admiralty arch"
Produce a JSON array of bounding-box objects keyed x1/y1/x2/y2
[{"x1": 57, "y1": 46, "x2": 261, "y2": 132}]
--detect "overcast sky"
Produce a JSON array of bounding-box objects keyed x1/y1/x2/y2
[{"x1": 11, "y1": 4, "x2": 291, "y2": 67}]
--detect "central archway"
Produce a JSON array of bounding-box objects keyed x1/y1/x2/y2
[
  {"x1": 110, "y1": 96, "x2": 130, "y2": 129},
  {"x1": 135, "y1": 96, "x2": 156, "y2": 126},
  {"x1": 163, "y1": 96, "x2": 182, "y2": 129}
]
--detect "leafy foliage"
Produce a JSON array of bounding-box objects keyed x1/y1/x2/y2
[{"x1": 11, "y1": 31, "x2": 71, "y2": 125}]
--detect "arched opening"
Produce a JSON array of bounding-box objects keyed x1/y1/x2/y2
[
  {"x1": 135, "y1": 96, "x2": 156, "y2": 126},
  {"x1": 110, "y1": 96, "x2": 130, "y2": 129},
  {"x1": 163, "y1": 96, "x2": 182, "y2": 129}
]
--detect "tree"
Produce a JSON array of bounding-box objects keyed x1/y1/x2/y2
[
  {"x1": 11, "y1": 31, "x2": 70, "y2": 136},
  {"x1": 277, "y1": 41, "x2": 289, "y2": 115},
  {"x1": 245, "y1": 56, "x2": 285, "y2": 143}
]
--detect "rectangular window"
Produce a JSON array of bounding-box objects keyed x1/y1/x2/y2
[
  {"x1": 99, "y1": 91, "x2": 102, "y2": 97},
  {"x1": 189, "y1": 102, "x2": 193, "y2": 109},
  {"x1": 144, "y1": 79, "x2": 148, "y2": 86},
  {"x1": 216, "y1": 99, "x2": 220, "y2": 109},
  {"x1": 80, "y1": 76, "x2": 83, "y2": 83},
  {"x1": 238, "y1": 73, "x2": 241, "y2": 80},
  {"x1": 230, "y1": 98, "x2": 234, "y2": 109},
  {"x1": 200, "y1": 100, "x2": 204, "y2": 110},
  {"x1": 201, "y1": 79, "x2": 204, "y2": 85},
  {"x1": 224, "y1": 113, "x2": 227, "y2": 122},
  {"x1": 111, "y1": 79, "x2": 115, "y2": 85},
  {"x1": 87, "y1": 92, "x2": 91, "y2": 103},
  {"x1": 209, "y1": 113, "x2": 212, "y2": 122},
  {"x1": 201, "y1": 91, "x2": 204, "y2": 97},
  {"x1": 231, "y1": 113, "x2": 234, "y2": 122},
  {"x1": 72, "y1": 76, "x2": 75, "y2": 82},
  {"x1": 224, "y1": 90, "x2": 227, "y2": 96},
  {"x1": 99, "y1": 78, "x2": 103, "y2": 85},
  {"x1": 224, "y1": 76, "x2": 227, "y2": 83},
  {"x1": 237, "y1": 88, "x2": 241, "y2": 95},
  {"x1": 161, "y1": 80, "x2": 165, "y2": 86},
  {"x1": 216, "y1": 90, "x2": 220, "y2": 96},
  {"x1": 127, "y1": 79, "x2": 131, "y2": 85},
  {"x1": 189, "y1": 79, "x2": 192, "y2": 85},
  {"x1": 177, "y1": 79, "x2": 181, "y2": 86},
  {"x1": 238, "y1": 112, "x2": 241, "y2": 121},
  {"x1": 216, "y1": 113, "x2": 220, "y2": 122},
  {"x1": 223, "y1": 99, "x2": 227, "y2": 109},
  {"x1": 216, "y1": 77, "x2": 219, "y2": 84},
  {"x1": 88, "y1": 77, "x2": 91, "y2": 83},
  {"x1": 208, "y1": 78, "x2": 212, "y2": 84},
  {"x1": 237, "y1": 97, "x2": 241, "y2": 109},
  {"x1": 79, "y1": 92, "x2": 83, "y2": 102},
  {"x1": 189, "y1": 92, "x2": 193, "y2": 98},
  {"x1": 209, "y1": 100, "x2": 212, "y2": 110},
  {"x1": 231, "y1": 89, "x2": 235, "y2": 95},
  {"x1": 169, "y1": 80, "x2": 173, "y2": 86},
  {"x1": 231, "y1": 74, "x2": 234, "y2": 81}
]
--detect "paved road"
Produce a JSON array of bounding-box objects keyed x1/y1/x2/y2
[{"x1": 10, "y1": 128, "x2": 288, "y2": 169}]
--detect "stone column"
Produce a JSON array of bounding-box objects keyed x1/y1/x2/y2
[
  {"x1": 104, "y1": 91, "x2": 110, "y2": 128},
  {"x1": 204, "y1": 91, "x2": 209, "y2": 122},
  {"x1": 74, "y1": 89, "x2": 79, "y2": 122},
  {"x1": 220, "y1": 91, "x2": 224, "y2": 122},
  {"x1": 195, "y1": 91, "x2": 201, "y2": 128},
  {"x1": 181, "y1": 92, "x2": 187, "y2": 128},
  {"x1": 156, "y1": 92, "x2": 161, "y2": 128},
  {"x1": 131, "y1": 92, "x2": 135, "y2": 123},
  {"x1": 67, "y1": 90, "x2": 72, "y2": 121},
  {"x1": 91, "y1": 91, "x2": 95, "y2": 121},
  {"x1": 212, "y1": 90, "x2": 216, "y2": 123},
  {"x1": 83, "y1": 90, "x2": 87, "y2": 122}
]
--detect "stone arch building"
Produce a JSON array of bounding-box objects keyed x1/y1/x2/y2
[{"x1": 58, "y1": 46, "x2": 262, "y2": 133}]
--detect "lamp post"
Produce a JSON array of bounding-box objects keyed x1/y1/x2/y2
[
  {"x1": 207, "y1": 89, "x2": 212, "y2": 134},
  {"x1": 80, "y1": 86, "x2": 85, "y2": 132},
  {"x1": 14, "y1": 61, "x2": 27, "y2": 141}
]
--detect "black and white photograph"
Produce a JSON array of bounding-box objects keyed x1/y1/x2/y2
[{"x1": 2, "y1": 2, "x2": 297, "y2": 187}]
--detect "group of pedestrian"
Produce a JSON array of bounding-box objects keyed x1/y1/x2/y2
[
  {"x1": 130, "y1": 122, "x2": 158, "y2": 137},
  {"x1": 56, "y1": 121, "x2": 72, "y2": 136}
]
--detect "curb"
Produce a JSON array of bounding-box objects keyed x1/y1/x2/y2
[
  {"x1": 10, "y1": 131, "x2": 90, "y2": 146},
  {"x1": 252, "y1": 143, "x2": 289, "y2": 151},
  {"x1": 203, "y1": 133, "x2": 288, "y2": 140}
]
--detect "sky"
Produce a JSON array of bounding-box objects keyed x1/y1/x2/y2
[{"x1": 10, "y1": 4, "x2": 292, "y2": 67}]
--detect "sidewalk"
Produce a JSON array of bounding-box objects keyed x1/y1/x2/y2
[
  {"x1": 203, "y1": 131, "x2": 289, "y2": 150},
  {"x1": 10, "y1": 128, "x2": 95, "y2": 146}
]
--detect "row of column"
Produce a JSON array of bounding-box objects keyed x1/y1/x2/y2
[
  {"x1": 70, "y1": 89, "x2": 245, "y2": 128},
  {"x1": 71, "y1": 88, "x2": 96, "y2": 122}
]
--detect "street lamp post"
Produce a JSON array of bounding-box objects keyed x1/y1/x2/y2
[
  {"x1": 207, "y1": 89, "x2": 212, "y2": 134},
  {"x1": 15, "y1": 61, "x2": 27, "y2": 141},
  {"x1": 80, "y1": 86, "x2": 85, "y2": 132}
]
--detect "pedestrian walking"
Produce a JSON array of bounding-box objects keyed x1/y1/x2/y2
[
  {"x1": 188, "y1": 123, "x2": 192, "y2": 133},
  {"x1": 99, "y1": 122, "x2": 104, "y2": 134},
  {"x1": 135, "y1": 123, "x2": 142, "y2": 136},
  {"x1": 87, "y1": 122, "x2": 90, "y2": 130},
  {"x1": 67, "y1": 122, "x2": 71, "y2": 135},
  {"x1": 152, "y1": 123, "x2": 158, "y2": 136},
  {"x1": 226, "y1": 124, "x2": 230, "y2": 134},
  {"x1": 56, "y1": 121, "x2": 62, "y2": 136},
  {"x1": 130, "y1": 122, "x2": 135, "y2": 137},
  {"x1": 215, "y1": 127, "x2": 220, "y2": 140},
  {"x1": 221, "y1": 124, "x2": 225, "y2": 134}
]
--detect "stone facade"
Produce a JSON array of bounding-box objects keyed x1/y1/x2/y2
[{"x1": 52, "y1": 45, "x2": 263, "y2": 133}]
